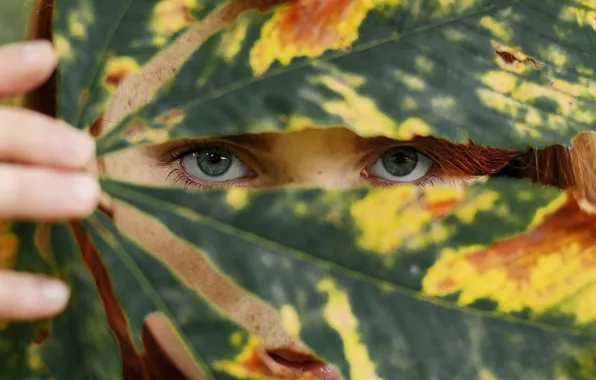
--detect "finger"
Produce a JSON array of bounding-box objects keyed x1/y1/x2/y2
[
  {"x1": 0, "y1": 40, "x2": 57, "y2": 97},
  {"x1": 0, "y1": 270, "x2": 69, "y2": 320},
  {"x1": 0, "y1": 107, "x2": 95, "y2": 170},
  {"x1": 0, "y1": 165, "x2": 100, "y2": 220}
]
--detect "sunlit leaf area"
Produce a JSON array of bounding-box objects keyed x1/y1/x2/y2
[{"x1": 1, "y1": 0, "x2": 596, "y2": 379}]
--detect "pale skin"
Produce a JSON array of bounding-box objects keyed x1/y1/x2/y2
[{"x1": 0, "y1": 38, "x2": 577, "y2": 379}]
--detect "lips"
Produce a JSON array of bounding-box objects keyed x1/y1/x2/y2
[{"x1": 258, "y1": 348, "x2": 342, "y2": 380}]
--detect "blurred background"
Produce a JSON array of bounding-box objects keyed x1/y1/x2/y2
[{"x1": 0, "y1": 0, "x2": 35, "y2": 105}]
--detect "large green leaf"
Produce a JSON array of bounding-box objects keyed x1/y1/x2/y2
[
  {"x1": 101, "y1": 177, "x2": 596, "y2": 379},
  {"x1": 96, "y1": 0, "x2": 596, "y2": 156}
]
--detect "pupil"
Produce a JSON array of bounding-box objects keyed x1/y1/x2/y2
[
  {"x1": 382, "y1": 148, "x2": 418, "y2": 177},
  {"x1": 208, "y1": 153, "x2": 221, "y2": 164},
  {"x1": 196, "y1": 149, "x2": 232, "y2": 177}
]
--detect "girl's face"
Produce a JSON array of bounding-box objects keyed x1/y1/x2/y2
[{"x1": 99, "y1": 107, "x2": 521, "y2": 378}]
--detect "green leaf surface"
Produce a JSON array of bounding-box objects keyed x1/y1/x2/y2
[
  {"x1": 0, "y1": 223, "x2": 51, "y2": 379},
  {"x1": 97, "y1": 0, "x2": 596, "y2": 156},
  {"x1": 101, "y1": 177, "x2": 596, "y2": 379},
  {"x1": 39, "y1": 223, "x2": 121, "y2": 380},
  {"x1": 82, "y1": 211, "x2": 264, "y2": 380},
  {"x1": 54, "y1": 0, "x2": 220, "y2": 129}
]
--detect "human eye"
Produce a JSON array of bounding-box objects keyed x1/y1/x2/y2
[
  {"x1": 363, "y1": 146, "x2": 434, "y2": 184},
  {"x1": 162, "y1": 141, "x2": 256, "y2": 188}
]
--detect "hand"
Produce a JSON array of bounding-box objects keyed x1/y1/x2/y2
[{"x1": 0, "y1": 40, "x2": 100, "y2": 321}]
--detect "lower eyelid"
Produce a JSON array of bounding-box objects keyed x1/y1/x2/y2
[
  {"x1": 361, "y1": 155, "x2": 439, "y2": 182},
  {"x1": 176, "y1": 160, "x2": 258, "y2": 188}
]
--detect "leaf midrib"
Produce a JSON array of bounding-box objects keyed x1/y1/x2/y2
[{"x1": 70, "y1": 0, "x2": 134, "y2": 129}]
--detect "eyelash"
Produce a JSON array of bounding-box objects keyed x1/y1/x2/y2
[
  {"x1": 158, "y1": 140, "x2": 250, "y2": 189},
  {"x1": 361, "y1": 146, "x2": 445, "y2": 188},
  {"x1": 365, "y1": 171, "x2": 444, "y2": 188},
  {"x1": 159, "y1": 141, "x2": 449, "y2": 189}
]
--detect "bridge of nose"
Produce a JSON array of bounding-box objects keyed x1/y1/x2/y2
[{"x1": 266, "y1": 128, "x2": 366, "y2": 188}]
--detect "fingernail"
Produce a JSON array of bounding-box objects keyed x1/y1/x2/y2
[
  {"x1": 20, "y1": 40, "x2": 53, "y2": 63},
  {"x1": 40, "y1": 280, "x2": 69, "y2": 303},
  {"x1": 70, "y1": 175, "x2": 101, "y2": 207},
  {"x1": 62, "y1": 125, "x2": 96, "y2": 164}
]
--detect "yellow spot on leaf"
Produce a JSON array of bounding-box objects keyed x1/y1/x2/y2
[
  {"x1": 423, "y1": 198, "x2": 596, "y2": 324},
  {"x1": 67, "y1": 2, "x2": 94, "y2": 39},
  {"x1": 68, "y1": 15, "x2": 85, "y2": 38},
  {"x1": 589, "y1": 11, "x2": 596, "y2": 30},
  {"x1": 512, "y1": 82, "x2": 581, "y2": 121},
  {"x1": 561, "y1": 5, "x2": 596, "y2": 30},
  {"x1": 401, "y1": 96, "x2": 418, "y2": 111},
  {"x1": 477, "y1": 89, "x2": 516, "y2": 116},
  {"x1": 293, "y1": 202, "x2": 308, "y2": 215},
  {"x1": 578, "y1": 66, "x2": 595, "y2": 76},
  {"x1": 414, "y1": 56, "x2": 434, "y2": 74},
  {"x1": 226, "y1": 189, "x2": 248, "y2": 210},
  {"x1": 54, "y1": 34, "x2": 73, "y2": 62},
  {"x1": 284, "y1": 115, "x2": 317, "y2": 132},
  {"x1": 230, "y1": 331, "x2": 244, "y2": 346},
  {"x1": 318, "y1": 74, "x2": 398, "y2": 138},
  {"x1": 249, "y1": 0, "x2": 400, "y2": 76},
  {"x1": 479, "y1": 16, "x2": 511, "y2": 42},
  {"x1": 550, "y1": 76, "x2": 596, "y2": 103},
  {"x1": 397, "y1": 118, "x2": 432, "y2": 140},
  {"x1": 394, "y1": 69, "x2": 426, "y2": 91},
  {"x1": 219, "y1": 15, "x2": 251, "y2": 62},
  {"x1": 214, "y1": 335, "x2": 272, "y2": 378},
  {"x1": 425, "y1": 186, "x2": 464, "y2": 204},
  {"x1": 152, "y1": 0, "x2": 200, "y2": 43},
  {"x1": 524, "y1": 108, "x2": 542, "y2": 127},
  {"x1": 430, "y1": 96, "x2": 456, "y2": 112},
  {"x1": 318, "y1": 278, "x2": 383, "y2": 380},
  {"x1": 351, "y1": 186, "x2": 463, "y2": 254},
  {"x1": 478, "y1": 368, "x2": 498, "y2": 380},
  {"x1": 443, "y1": 28, "x2": 467, "y2": 42},
  {"x1": 482, "y1": 70, "x2": 518, "y2": 93},
  {"x1": 27, "y1": 344, "x2": 44, "y2": 371},
  {"x1": 544, "y1": 45, "x2": 569, "y2": 68},
  {"x1": 279, "y1": 305, "x2": 301, "y2": 337},
  {"x1": 104, "y1": 57, "x2": 141, "y2": 89},
  {"x1": 455, "y1": 190, "x2": 499, "y2": 223}
]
